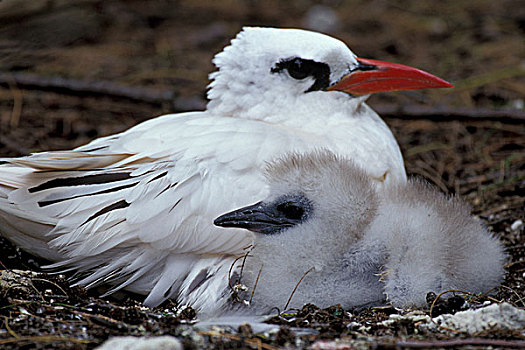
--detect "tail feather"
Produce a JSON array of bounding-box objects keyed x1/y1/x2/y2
[
  {"x1": 0, "y1": 151, "x2": 134, "y2": 261},
  {"x1": 0, "y1": 211, "x2": 62, "y2": 261},
  {"x1": 1, "y1": 152, "x2": 129, "y2": 171}
]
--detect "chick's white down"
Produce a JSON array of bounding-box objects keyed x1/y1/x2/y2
[
  {"x1": 0, "y1": 27, "x2": 457, "y2": 313},
  {"x1": 218, "y1": 151, "x2": 505, "y2": 314}
]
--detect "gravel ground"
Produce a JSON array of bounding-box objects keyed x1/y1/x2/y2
[{"x1": 0, "y1": 1, "x2": 523, "y2": 348}]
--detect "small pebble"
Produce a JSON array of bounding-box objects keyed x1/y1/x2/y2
[
  {"x1": 510, "y1": 99, "x2": 524, "y2": 110},
  {"x1": 510, "y1": 219, "x2": 523, "y2": 231},
  {"x1": 95, "y1": 336, "x2": 183, "y2": 350},
  {"x1": 422, "y1": 303, "x2": 525, "y2": 334}
]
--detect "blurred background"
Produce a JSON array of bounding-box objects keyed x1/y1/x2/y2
[
  {"x1": 0, "y1": 0, "x2": 523, "y2": 325},
  {"x1": 0, "y1": 0, "x2": 523, "y2": 153}
]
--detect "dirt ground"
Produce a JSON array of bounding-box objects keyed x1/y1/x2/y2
[{"x1": 0, "y1": 0, "x2": 523, "y2": 349}]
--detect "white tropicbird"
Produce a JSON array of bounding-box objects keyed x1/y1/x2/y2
[
  {"x1": 0, "y1": 27, "x2": 452, "y2": 310},
  {"x1": 215, "y1": 150, "x2": 506, "y2": 314}
]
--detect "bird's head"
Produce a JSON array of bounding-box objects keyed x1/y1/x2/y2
[
  {"x1": 207, "y1": 27, "x2": 452, "y2": 120},
  {"x1": 214, "y1": 150, "x2": 378, "y2": 255},
  {"x1": 214, "y1": 150, "x2": 383, "y2": 310}
]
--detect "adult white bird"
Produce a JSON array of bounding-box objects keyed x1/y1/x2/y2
[
  {"x1": 0, "y1": 27, "x2": 452, "y2": 309},
  {"x1": 215, "y1": 150, "x2": 506, "y2": 314}
]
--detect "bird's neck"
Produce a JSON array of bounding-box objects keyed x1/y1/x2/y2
[{"x1": 207, "y1": 90, "x2": 364, "y2": 129}]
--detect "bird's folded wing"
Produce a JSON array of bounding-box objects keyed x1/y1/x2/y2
[{"x1": 0, "y1": 112, "x2": 307, "y2": 261}]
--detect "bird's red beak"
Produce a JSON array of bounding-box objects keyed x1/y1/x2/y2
[{"x1": 328, "y1": 58, "x2": 453, "y2": 95}]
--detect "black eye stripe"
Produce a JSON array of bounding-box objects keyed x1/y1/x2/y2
[
  {"x1": 273, "y1": 193, "x2": 313, "y2": 226},
  {"x1": 271, "y1": 57, "x2": 331, "y2": 92},
  {"x1": 276, "y1": 202, "x2": 306, "y2": 220}
]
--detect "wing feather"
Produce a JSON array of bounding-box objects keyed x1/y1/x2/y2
[{"x1": 0, "y1": 111, "x2": 317, "y2": 307}]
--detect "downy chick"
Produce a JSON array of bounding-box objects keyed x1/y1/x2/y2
[{"x1": 215, "y1": 150, "x2": 506, "y2": 313}]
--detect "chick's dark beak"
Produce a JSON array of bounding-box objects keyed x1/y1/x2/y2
[{"x1": 214, "y1": 201, "x2": 299, "y2": 235}]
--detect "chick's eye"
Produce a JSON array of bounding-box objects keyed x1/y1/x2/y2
[
  {"x1": 287, "y1": 59, "x2": 311, "y2": 80},
  {"x1": 276, "y1": 202, "x2": 305, "y2": 220}
]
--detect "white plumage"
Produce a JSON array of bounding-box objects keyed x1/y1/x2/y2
[
  {"x1": 214, "y1": 150, "x2": 506, "y2": 314},
  {"x1": 0, "y1": 27, "x2": 452, "y2": 311}
]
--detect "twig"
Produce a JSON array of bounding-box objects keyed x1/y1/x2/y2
[
  {"x1": 375, "y1": 105, "x2": 525, "y2": 123},
  {"x1": 0, "y1": 335, "x2": 92, "y2": 345},
  {"x1": 1, "y1": 283, "x2": 44, "y2": 302},
  {"x1": 504, "y1": 259, "x2": 525, "y2": 270},
  {"x1": 404, "y1": 142, "x2": 451, "y2": 157},
  {"x1": 228, "y1": 255, "x2": 245, "y2": 291},
  {"x1": 0, "y1": 300, "x2": 39, "y2": 310},
  {"x1": 393, "y1": 338, "x2": 525, "y2": 348},
  {"x1": 72, "y1": 310, "x2": 132, "y2": 331},
  {"x1": 30, "y1": 278, "x2": 69, "y2": 299},
  {"x1": 2, "y1": 72, "x2": 524, "y2": 122},
  {"x1": 239, "y1": 248, "x2": 251, "y2": 283},
  {"x1": 0, "y1": 72, "x2": 175, "y2": 105},
  {"x1": 228, "y1": 249, "x2": 252, "y2": 291},
  {"x1": 2, "y1": 75, "x2": 23, "y2": 128},
  {"x1": 410, "y1": 167, "x2": 450, "y2": 194},
  {"x1": 284, "y1": 267, "x2": 314, "y2": 310},
  {"x1": 0, "y1": 299, "x2": 89, "y2": 312},
  {"x1": 499, "y1": 285, "x2": 525, "y2": 307},
  {"x1": 3, "y1": 316, "x2": 19, "y2": 339},
  {"x1": 455, "y1": 170, "x2": 521, "y2": 186},
  {"x1": 197, "y1": 330, "x2": 279, "y2": 350},
  {"x1": 428, "y1": 289, "x2": 474, "y2": 333},
  {"x1": 250, "y1": 265, "x2": 263, "y2": 304},
  {"x1": 451, "y1": 65, "x2": 525, "y2": 92}
]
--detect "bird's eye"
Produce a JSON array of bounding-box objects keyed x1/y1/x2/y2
[
  {"x1": 286, "y1": 58, "x2": 311, "y2": 80},
  {"x1": 271, "y1": 58, "x2": 331, "y2": 92},
  {"x1": 276, "y1": 201, "x2": 306, "y2": 220}
]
